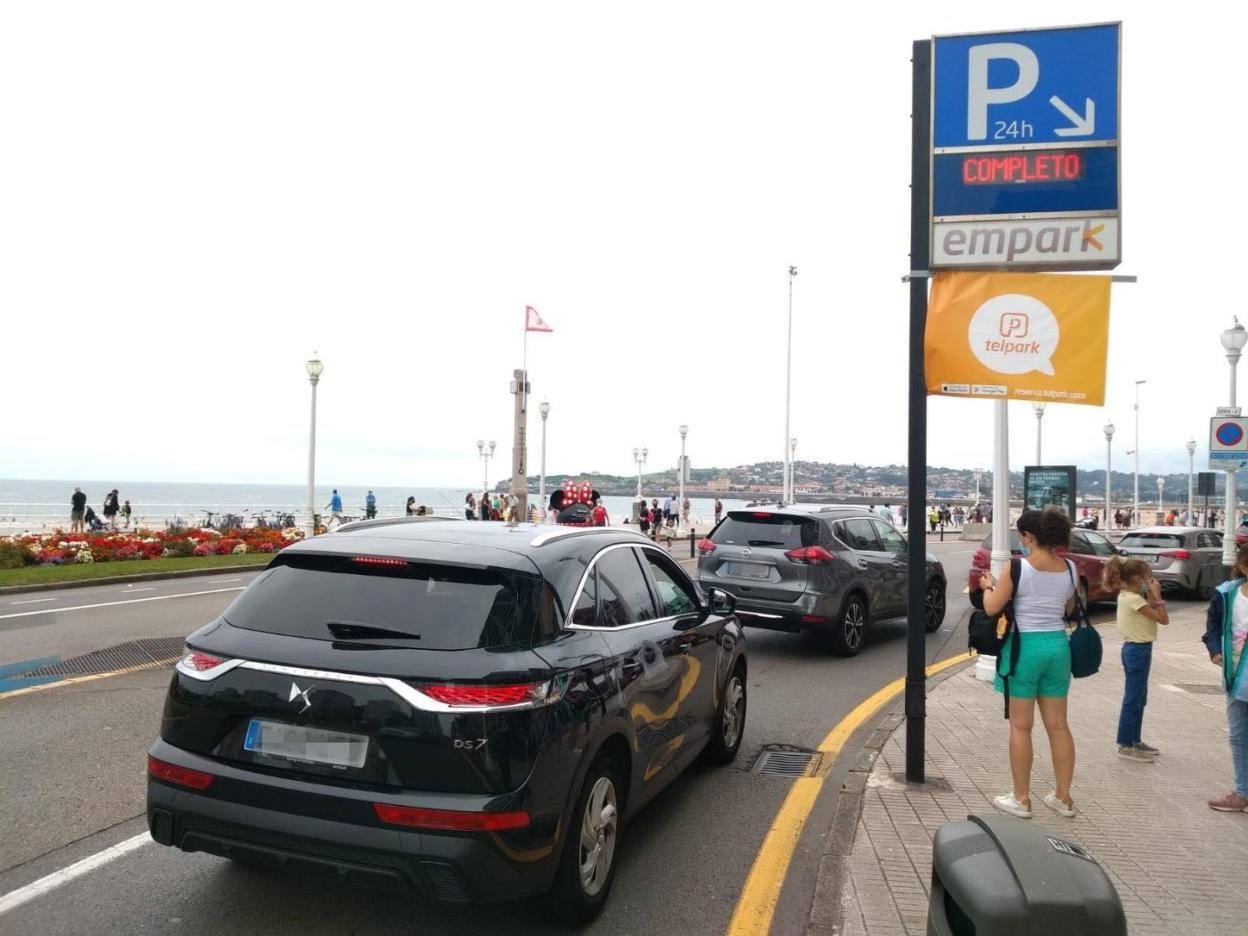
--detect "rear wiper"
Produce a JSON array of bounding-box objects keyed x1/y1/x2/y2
[
  {"x1": 747, "y1": 540, "x2": 785, "y2": 547},
  {"x1": 326, "y1": 620, "x2": 421, "y2": 641}
]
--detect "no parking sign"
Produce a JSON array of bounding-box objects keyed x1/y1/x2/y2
[{"x1": 1209, "y1": 416, "x2": 1248, "y2": 469}]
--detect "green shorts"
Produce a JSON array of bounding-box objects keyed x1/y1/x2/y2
[{"x1": 994, "y1": 630, "x2": 1071, "y2": 699}]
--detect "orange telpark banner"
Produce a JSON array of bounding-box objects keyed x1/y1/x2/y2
[{"x1": 925, "y1": 271, "x2": 1111, "y2": 407}]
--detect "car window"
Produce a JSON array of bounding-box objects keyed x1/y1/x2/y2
[
  {"x1": 870, "y1": 520, "x2": 907, "y2": 555},
  {"x1": 838, "y1": 518, "x2": 881, "y2": 551},
  {"x1": 571, "y1": 568, "x2": 598, "y2": 626},
  {"x1": 1118, "y1": 533, "x2": 1184, "y2": 550},
  {"x1": 595, "y1": 548, "x2": 657, "y2": 627},
  {"x1": 1081, "y1": 532, "x2": 1116, "y2": 557},
  {"x1": 1197, "y1": 532, "x2": 1218, "y2": 548},
  {"x1": 643, "y1": 551, "x2": 700, "y2": 617},
  {"x1": 1067, "y1": 532, "x2": 1092, "y2": 555},
  {"x1": 712, "y1": 512, "x2": 819, "y2": 548}
]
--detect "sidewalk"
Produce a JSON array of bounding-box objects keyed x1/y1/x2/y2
[{"x1": 827, "y1": 607, "x2": 1248, "y2": 935}]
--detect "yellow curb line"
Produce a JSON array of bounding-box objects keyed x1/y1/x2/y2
[
  {"x1": 724, "y1": 651, "x2": 975, "y2": 936},
  {"x1": 0, "y1": 657, "x2": 179, "y2": 701}
]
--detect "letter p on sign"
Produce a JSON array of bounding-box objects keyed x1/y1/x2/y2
[
  {"x1": 999, "y1": 313, "x2": 1029, "y2": 338},
  {"x1": 967, "y1": 43, "x2": 1039, "y2": 140}
]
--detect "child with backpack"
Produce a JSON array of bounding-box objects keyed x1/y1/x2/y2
[
  {"x1": 1203, "y1": 542, "x2": 1248, "y2": 812},
  {"x1": 1102, "y1": 556, "x2": 1169, "y2": 761}
]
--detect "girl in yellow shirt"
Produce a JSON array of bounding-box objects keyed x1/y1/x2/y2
[{"x1": 1103, "y1": 556, "x2": 1169, "y2": 761}]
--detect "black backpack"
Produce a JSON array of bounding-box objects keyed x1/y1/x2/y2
[{"x1": 967, "y1": 558, "x2": 1022, "y2": 719}]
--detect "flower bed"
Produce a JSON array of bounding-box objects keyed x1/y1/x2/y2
[{"x1": 0, "y1": 526, "x2": 303, "y2": 567}]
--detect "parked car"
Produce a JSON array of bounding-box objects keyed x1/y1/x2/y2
[
  {"x1": 147, "y1": 520, "x2": 746, "y2": 923},
  {"x1": 967, "y1": 527, "x2": 1121, "y2": 606},
  {"x1": 1117, "y1": 527, "x2": 1225, "y2": 598},
  {"x1": 696, "y1": 506, "x2": 946, "y2": 656}
]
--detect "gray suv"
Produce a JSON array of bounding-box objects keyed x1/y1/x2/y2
[{"x1": 696, "y1": 506, "x2": 946, "y2": 656}]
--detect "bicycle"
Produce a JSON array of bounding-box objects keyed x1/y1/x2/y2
[{"x1": 201, "y1": 511, "x2": 220, "y2": 531}]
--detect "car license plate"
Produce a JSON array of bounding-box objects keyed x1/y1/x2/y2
[
  {"x1": 244, "y1": 719, "x2": 368, "y2": 769},
  {"x1": 725, "y1": 561, "x2": 770, "y2": 580}
]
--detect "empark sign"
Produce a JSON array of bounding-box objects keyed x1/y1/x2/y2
[{"x1": 933, "y1": 217, "x2": 1119, "y2": 267}]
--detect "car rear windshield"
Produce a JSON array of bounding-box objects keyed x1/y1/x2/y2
[
  {"x1": 221, "y1": 555, "x2": 547, "y2": 650},
  {"x1": 713, "y1": 512, "x2": 818, "y2": 549},
  {"x1": 1118, "y1": 534, "x2": 1184, "y2": 549}
]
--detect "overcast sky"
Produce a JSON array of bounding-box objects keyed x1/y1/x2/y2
[{"x1": 2, "y1": 3, "x2": 1239, "y2": 488}]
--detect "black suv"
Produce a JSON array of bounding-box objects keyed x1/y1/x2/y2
[
  {"x1": 696, "y1": 506, "x2": 945, "y2": 655},
  {"x1": 147, "y1": 520, "x2": 745, "y2": 922}
]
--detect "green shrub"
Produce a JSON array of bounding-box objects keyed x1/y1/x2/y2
[
  {"x1": 163, "y1": 539, "x2": 196, "y2": 558},
  {"x1": 0, "y1": 542, "x2": 37, "y2": 570}
]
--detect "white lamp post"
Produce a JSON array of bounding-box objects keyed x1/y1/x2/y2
[
  {"x1": 1032, "y1": 402, "x2": 1046, "y2": 465},
  {"x1": 678, "y1": 425, "x2": 688, "y2": 523},
  {"x1": 477, "y1": 439, "x2": 496, "y2": 494},
  {"x1": 539, "y1": 402, "x2": 551, "y2": 522},
  {"x1": 1157, "y1": 477, "x2": 1165, "y2": 520},
  {"x1": 1221, "y1": 320, "x2": 1248, "y2": 566},
  {"x1": 973, "y1": 469, "x2": 982, "y2": 504},
  {"x1": 304, "y1": 357, "x2": 323, "y2": 538},
  {"x1": 1133, "y1": 379, "x2": 1147, "y2": 526},
  {"x1": 784, "y1": 265, "x2": 797, "y2": 504},
  {"x1": 1104, "y1": 421, "x2": 1115, "y2": 529},
  {"x1": 634, "y1": 447, "x2": 648, "y2": 498},
  {"x1": 1186, "y1": 437, "x2": 1197, "y2": 525},
  {"x1": 789, "y1": 437, "x2": 798, "y2": 502}
]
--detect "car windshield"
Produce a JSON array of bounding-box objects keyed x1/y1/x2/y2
[
  {"x1": 222, "y1": 555, "x2": 546, "y2": 650},
  {"x1": 1119, "y1": 534, "x2": 1185, "y2": 549},
  {"x1": 713, "y1": 513, "x2": 818, "y2": 548},
  {"x1": 980, "y1": 532, "x2": 1028, "y2": 555}
]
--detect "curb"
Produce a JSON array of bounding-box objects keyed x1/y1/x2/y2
[{"x1": 0, "y1": 563, "x2": 269, "y2": 596}]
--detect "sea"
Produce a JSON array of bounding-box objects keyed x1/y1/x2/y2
[{"x1": 0, "y1": 478, "x2": 763, "y2": 533}]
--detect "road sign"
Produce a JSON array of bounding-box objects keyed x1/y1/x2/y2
[
  {"x1": 1217, "y1": 406, "x2": 1243, "y2": 417},
  {"x1": 1210, "y1": 416, "x2": 1248, "y2": 469},
  {"x1": 930, "y1": 22, "x2": 1121, "y2": 272}
]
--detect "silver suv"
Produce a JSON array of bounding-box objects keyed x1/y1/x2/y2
[{"x1": 696, "y1": 506, "x2": 946, "y2": 656}]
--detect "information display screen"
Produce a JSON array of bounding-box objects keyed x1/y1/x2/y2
[
  {"x1": 1023, "y1": 465, "x2": 1077, "y2": 521},
  {"x1": 962, "y1": 151, "x2": 1084, "y2": 185}
]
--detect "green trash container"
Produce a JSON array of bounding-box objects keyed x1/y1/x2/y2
[{"x1": 928, "y1": 815, "x2": 1126, "y2": 936}]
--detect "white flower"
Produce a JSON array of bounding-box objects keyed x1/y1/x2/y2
[
  {"x1": 232, "y1": 544, "x2": 248, "y2": 554},
  {"x1": 75, "y1": 550, "x2": 95, "y2": 564}
]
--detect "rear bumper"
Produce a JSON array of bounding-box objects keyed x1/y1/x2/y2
[
  {"x1": 146, "y1": 738, "x2": 558, "y2": 904},
  {"x1": 703, "y1": 586, "x2": 829, "y2": 631}
]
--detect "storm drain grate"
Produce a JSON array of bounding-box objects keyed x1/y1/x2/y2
[
  {"x1": 18, "y1": 637, "x2": 185, "y2": 678},
  {"x1": 752, "y1": 747, "x2": 821, "y2": 778},
  {"x1": 1174, "y1": 683, "x2": 1225, "y2": 696}
]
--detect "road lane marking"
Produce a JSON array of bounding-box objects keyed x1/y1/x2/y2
[
  {"x1": 0, "y1": 657, "x2": 180, "y2": 701},
  {"x1": 0, "y1": 586, "x2": 245, "y2": 620},
  {"x1": 9, "y1": 598, "x2": 56, "y2": 605},
  {"x1": 0, "y1": 832, "x2": 151, "y2": 915},
  {"x1": 121, "y1": 587, "x2": 156, "y2": 593},
  {"x1": 725, "y1": 651, "x2": 975, "y2": 936}
]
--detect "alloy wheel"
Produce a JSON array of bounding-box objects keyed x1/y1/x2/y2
[
  {"x1": 578, "y1": 777, "x2": 618, "y2": 897},
  {"x1": 925, "y1": 584, "x2": 946, "y2": 631},
  {"x1": 722, "y1": 676, "x2": 745, "y2": 749},
  {"x1": 843, "y1": 601, "x2": 865, "y2": 651}
]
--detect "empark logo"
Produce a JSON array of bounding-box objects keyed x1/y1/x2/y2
[
  {"x1": 968, "y1": 294, "x2": 1059, "y2": 376},
  {"x1": 933, "y1": 217, "x2": 1119, "y2": 267}
]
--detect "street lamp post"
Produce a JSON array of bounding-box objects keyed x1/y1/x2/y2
[
  {"x1": 784, "y1": 265, "x2": 797, "y2": 504},
  {"x1": 634, "y1": 447, "x2": 648, "y2": 498},
  {"x1": 1033, "y1": 402, "x2": 1046, "y2": 465},
  {"x1": 539, "y1": 402, "x2": 551, "y2": 522},
  {"x1": 1157, "y1": 477, "x2": 1165, "y2": 521},
  {"x1": 1104, "y1": 421, "x2": 1115, "y2": 529},
  {"x1": 1221, "y1": 320, "x2": 1248, "y2": 567},
  {"x1": 973, "y1": 469, "x2": 982, "y2": 504},
  {"x1": 1133, "y1": 380, "x2": 1147, "y2": 526},
  {"x1": 1186, "y1": 437, "x2": 1197, "y2": 524},
  {"x1": 678, "y1": 425, "x2": 688, "y2": 523},
  {"x1": 304, "y1": 357, "x2": 324, "y2": 538},
  {"x1": 477, "y1": 439, "x2": 496, "y2": 494},
  {"x1": 789, "y1": 437, "x2": 797, "y2": 502}
]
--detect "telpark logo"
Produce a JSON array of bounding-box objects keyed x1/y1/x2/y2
[
  {"x1": 933, "y1": 217, "x2": 1119, "y2": 268},
  {"x1": 967, "y1": 294, "x2": 1059, "y2": 376}
]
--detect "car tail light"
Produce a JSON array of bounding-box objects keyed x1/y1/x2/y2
[
  {"x1": 353, "y1": 556, "x2": 407, "y2": 568},
  {"x1": 180, "y1": 649, "x2": 227, "y2": 672},
  {"x1": 373, "y1": 803, "x2": 530, "y2": 832},
  {"x1": 148, "y1": 755, "x2": 214, "y2": 790},
  {"x1": 417, "y1": 680, "x2": 557, "y2": 708},
  {"x1": 697, "y1": 538, "x2": 717, "y2": 553},
  {"x1": 800, "y1": 614, "x2": 826, "y2": 624},
  {"x1": 784, "y1": 546, "x2": 836, "y2": 565},
  {"x1": 752, "y1": 512, "x2": 772, "y2": 518},
  {"x1": 1159, "y1": 549, "x2": 1191, "y2": 560}
]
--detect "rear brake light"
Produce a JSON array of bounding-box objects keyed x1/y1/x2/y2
[
  {"x1": 148, "y1": 755, "x2": 214, "y2": 790},
  {"x1": 1160, "y1": 549, "x2": 1191, "y2": 560},
  {"x1": 418, "y1": 681, "x2": 555, "y2": 708},
  {"x1": 353, "y1": 556, "x2": 407, "y2": 567},
  {"x1": 373, "y1": 803, "x2": 530, "y2": 832},
  {"x1": 697, "y1": 538, "x2": 717, "y2": 553},
  {"x1": 752, "y1": 512, "x2": 772, "y2": 518},
  {"x1": 181, "y1": 650, "x2": 226, "y2": 672},
  {"x1": 784, "y1": 546, "x2": 836, "y2": 564},
  {"x1": 800, "y1": 614, "x2": 826, "y2": 624}
]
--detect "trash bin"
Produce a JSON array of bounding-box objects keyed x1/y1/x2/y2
[{"x1": 928, "y1": 815, "x2": 1126, "y2": 936}]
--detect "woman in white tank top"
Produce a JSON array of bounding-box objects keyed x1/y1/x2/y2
[{"x1": 979, "y1": 508, "x2": 1078, "y2": 819}]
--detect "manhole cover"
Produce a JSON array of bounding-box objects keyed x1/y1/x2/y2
[
  {"x1": 17, "y1": 637, "x2": 185, "y2": 678},
  {"x1": 752, "y1": 746, "x2": 821, "y2": 778},
  {"x1": 1174, "y1": 684, "x2": 1224, "y2": 696}
]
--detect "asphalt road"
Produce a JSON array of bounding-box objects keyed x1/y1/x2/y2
[{"x1": 0, "y1": 541, "x2": 1033, "y2": 935}]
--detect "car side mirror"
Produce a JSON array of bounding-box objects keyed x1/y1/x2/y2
[{"x1": 706, "y1": 587, "x2": 736, "y2": 616}]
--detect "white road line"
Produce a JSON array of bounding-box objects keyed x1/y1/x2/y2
[
  {"x1": 121, "y1": 587, "x2": 156, "y2": 593},
  {"x1": 0, "y1": 832, "x2": 151, "y2": 915},
  {"x1": 9, "y1": 598, "x2": 57, "y2": 605},
  {"x1": 209, "y1": 578, "x2": 242, "y2": 583},
  {"x1": 0, "y1": 587, "x2": 245, "y2": 620}
]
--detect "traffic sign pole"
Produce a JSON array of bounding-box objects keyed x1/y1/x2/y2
[{"x1": 906, "y1": 38, "x2": 932, "y2": 785}]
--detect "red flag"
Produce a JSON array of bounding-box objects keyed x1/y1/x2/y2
[{"x1": 525, "y1": 305, "x2": 553, "y2": 333}]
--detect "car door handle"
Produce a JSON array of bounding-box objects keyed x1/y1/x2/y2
[{"x1": 621, "y1": 657, "x2": 643, "y2": 679}]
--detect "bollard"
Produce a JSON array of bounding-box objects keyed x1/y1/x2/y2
[
  {"x1": 940, "y1": 521, "x2": 945, "y2": 542},
  {"x1": 690, "y1": 528, "x2": 696, "y2": 559}
]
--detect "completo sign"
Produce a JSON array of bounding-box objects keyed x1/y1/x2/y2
[
  {"x1": 925, "y1": 270, "x2": 1111, "y2": 405},
  {"x1": 932, "y1": 217, "x2": 1119, "y2": 269}
]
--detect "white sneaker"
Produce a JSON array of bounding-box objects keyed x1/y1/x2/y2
[
  {"x1": 993, "y1": 793, "x2": 1032, "y2": 818},
  {"x1": 1043, "y1": 792, "x2": 1076, "y2": 817}
]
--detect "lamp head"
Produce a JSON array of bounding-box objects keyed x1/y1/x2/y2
[
  {"x1": 1104, "y1": 421, "x2": 1115, "y2": 441},
  {"x1": 1032, "y1": 402, "x2": 1047, "y2": 415},
  {"x1": 306, "y1": 357, "x2": 324, "y2": 382},
  {"x1": 539, "y1": 400, "x2": 550, "y2": 418},
  {"x1": 642, "y1": 447, "x2": 648, "y2": 461},
  {"x1": 476, "y1": 439, "x2": 484, "y2": 454},
  {"x1": 488, "y1": 440, "x2": 496, "y2": 455},
  {"x1": 1222, "y1": 321, "x2": 1248, "y2": 356},
  {"x1": 679, "y1": 424, "x2": 688, "y2": 438},
  {"x1": 1186, "y1": 438, "x2": 1197, "y2": 454}
]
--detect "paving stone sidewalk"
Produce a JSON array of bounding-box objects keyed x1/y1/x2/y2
[{"x1": 831, "y1": 607, "x2": 1248, "y2": 935}]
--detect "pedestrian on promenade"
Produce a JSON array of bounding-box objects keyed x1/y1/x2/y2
[
  {"x1": 325, "y1": 489, "x2": 343, "y2": 528},
  {"x1": 365, "y1": 490, "x2": 377, "y2": 520},
  {"x1": 1104, "y1": 556, "x2": 1169, "y2": 761},
  {"x1": 650, "y1": 499, "x2": 661, "y2": 540},
  {"x1": 713, "y1": 499, "x2": 723, "y2": 526},
  {"x1": 121, "y1": 500, "x2": 132, "y2": 529},
  {"x1": 978, "y1": 508, "x2": 1079, "y2": 819},
  {"x1": 592, "y1": 498, "x2": 608, "y2": 528},
  {"x1": 464, "y1": 493, "x2": 476, "y2": 520},
  {"x1": 898, "y1": 504, "x2": 908, "y2": 529},
  {"x1": 877, "y1": 503, "x2": 894, "y2": 523},
  {"x1": 928, "y1": 505, "x2": 939, "y2": 533},
  {"x1": 103, "y1": 489, "x2": 120, "y2": 530},
  {"x1": 639, "y1": 503, "x2": 651, "y2": 537},
  {"x1": 663, "y1": 494, "x2": 673, "y2": 527},
  {"x1": 406, "y1": 496, "x2": 416, "y2": 517},
  {"x1": 1202, "y1": 543, "x2": 1248, "y2": 812},
  {"x1": 70, "y1": 486, "x2": 87, "y2": 532},
  {"x1": 681, "y1": 496, "x2": 690, "y2": 527}
]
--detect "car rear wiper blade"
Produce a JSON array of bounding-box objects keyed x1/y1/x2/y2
[{"x1": 326, "y1": 620, "x2": 421, "y2": 640}]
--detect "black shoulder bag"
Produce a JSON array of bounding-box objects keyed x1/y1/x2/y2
[{"x1": 967, "y1": 557, "x2": 1022, "y2": 718}]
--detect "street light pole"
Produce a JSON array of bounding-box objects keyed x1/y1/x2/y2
[
  {"x1": 539, "y1": 402, "x2": 551, "y2": 522},
  {"x1": 478, "y1": 439, "x2": 496, "y2": 494},
  {"x1": 1104, "y1": 422, "x2": 1115, "y2": 530},
  {"x1": 1221, "y1": 321, "x2": 1247, "y2": 567},
  {"x1": 1157, "y1": 477, "x2": 1165, "y2": 521},
  {"x1": 1033, "y1": 402, "x2": 1046, "y2": 465},
  {"x1": 1186, "y1": 437, "x2": 1197, "y2": 524},
  {"x1": 634, "y1": 447, "x2": 647, "y2": 499},
  {"x1": 789, "y1": 437, "x2": 798, "y2": 502},
  {"x1": 1133, "y1": 380, "x2": 1147, "y2": 525},
  {"x1": 304, "y1": 357, "x2": 323, "y2": 538},
  {"x1": 784, "y1": 265, "x2": 797, "y2": 504},
  {"x1": 678, "y1": 425, "x2": 688, "y2": 523}
]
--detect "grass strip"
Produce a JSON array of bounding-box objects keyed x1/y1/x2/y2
[{"x1": 0, "y1": 553, "x2": 272, "y2": 587}]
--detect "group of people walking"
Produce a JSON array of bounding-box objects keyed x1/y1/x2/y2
[
  {"x1": 69, "y1": 487, "x2": 131, "y2": 532},
  {"x1": 977, "y1": 506, "x2": 1248, "y2": 821}
]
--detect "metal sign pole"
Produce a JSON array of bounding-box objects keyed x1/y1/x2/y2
[{"x1": 906, "y1": 38, "x2": 932, "y2": 785}]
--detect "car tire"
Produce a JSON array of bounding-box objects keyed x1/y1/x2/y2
[
  {"x1": 546, "y1": 755, "x2": 624, "y2": 925},
  {"x1": 825, "y1": 593, "x2": 867, "y2": 657},
  {"x1": 924, "y1": 580, "x2": 946, "y2": 633},
  {"x1": 700, "y1": 663, "x2": 747, "y2": 765},
  {"x1": 1192, "y1": 571, "x2": 1214, "y2": 601}
]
